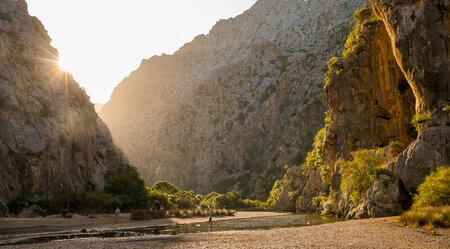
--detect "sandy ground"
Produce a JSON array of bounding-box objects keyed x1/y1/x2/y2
[
  {"x1": 0, "y1": 211, "x2": 286, "y2": 235},
  {"x1": 1, "y1": 214, "x2": 449, "y2": 248}
]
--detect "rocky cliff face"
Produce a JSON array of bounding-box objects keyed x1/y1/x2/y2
[
  {"x1": 322, "y1": 0, "x2": 449, "y2": 217},
  {"x1": 272, "y1": 0, "x2": 449, "y2": 218},
  {"x1": 100, "y1": 0, "x2": 364, "y2": 198},
  {"x1": 371, "y1": 0, "x2": 450, "y2": 195},
  {"x1": 0, "y1": 0, "x2": 127, "y2": 204}
]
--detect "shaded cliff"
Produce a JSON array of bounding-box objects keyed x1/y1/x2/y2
[
  {"x1": 100, "y1": 0, "x2": 364, "y2": 198},
  {"x1": 271, "y1": 0, "x2": 449, "y2": 218},
  {"x1": 0, "y1": 0, "x2": 127, "y2": 204}
]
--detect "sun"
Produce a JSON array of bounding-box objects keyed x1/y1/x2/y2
[{"x1": 57, "y1": 56, "x2": 72, "y2": 72}]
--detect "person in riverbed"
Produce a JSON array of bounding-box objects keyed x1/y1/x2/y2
[
  {"x1": 208, "y1": 209, "x2": 213, "y2": 223},
  {"x1": 114, "y1": 207, "x2": 121, "y2": 223}
]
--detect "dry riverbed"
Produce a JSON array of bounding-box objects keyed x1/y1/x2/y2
[{"x1": 0, "y1": 213, "x2": 449, "y2": 248}]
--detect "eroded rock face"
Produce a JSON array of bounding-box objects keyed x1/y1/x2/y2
[
  {"x1": 371, "y1": 0, "x2": 450, "y2": 194},
  {"x1": 323, "y1": 15, "x2": 416, "y2": 170},
  {"x1": 272, "y1": 166, "x2": 328, "y2": 212},
  {"x1": 372, "y1": 0, "x2": 450, "y2": 116},
  {"x1": 0, "y1": 0, "x2": 126, "y2": 204},
  {"x1": 345, "y1": 174, "x2": 401, "y2": 219},
  {"x1": 100, "y1": 0, "x2": 364, "y2": 198},
  {"x1": 321, "y1": 0, "x2": 450, "y2": 217},
  {"x1": 395, "y1": 126, "x2": 450, "y2": 193}
]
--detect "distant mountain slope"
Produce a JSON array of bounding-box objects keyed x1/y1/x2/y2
[
  {"x1": 0, "y1": 0, "x2": 127, "y2": 204},
  {"x1": 100, "y1": 0, "x2": 364, "y2": 198}
]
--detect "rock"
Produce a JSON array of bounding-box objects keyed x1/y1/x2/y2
[
  {"x1": 347, "y1": 174, "x2": 401, "y2": 219},
  {"x1": 0, "y1": 0, "x2": 127, "y2": 204},
  {"x1": 394, "y1": 126, "x2": 450, "y2": 194},
  {"x1": 100, "y1": 0, "x2": 364, "y2": 198}
]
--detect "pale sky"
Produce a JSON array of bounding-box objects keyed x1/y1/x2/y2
[{"x1": 26, "y1": 0, "x2": 258, "y2": 103}]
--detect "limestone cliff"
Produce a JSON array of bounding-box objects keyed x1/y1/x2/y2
[
  {"x1": 0, "y1": 0, "x2": 127, "y2": 204},
  {"x1": 371, "y1": 0, "x2": 450, "y2": 195},
  {"x1": 272, "y1": 0, "x2": 449, "y2": 218},
  {"x1": 324, "y1": 0, "x2": 449, "y2": 217},
  {"x1": 100, "y1": 0, "x2": 364, "y2": 198}
]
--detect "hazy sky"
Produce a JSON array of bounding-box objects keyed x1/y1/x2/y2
[{"x1": 27, "y1": 0, "x2": 257, "y2": 103}]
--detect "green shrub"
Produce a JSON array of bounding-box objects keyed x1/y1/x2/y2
[
  {"x1": 47, "y1": 191, "x2": 84, "y2": 214},
  {"x1": 413, "y1": 167, "x2": 450, "y2": 208},
  {"x1": 0, "y1": 12, "x2": 12, "y2": 22},
  {"x1": 7, "y1": 198, "x2": 29, "y2": 215},
  {"x1": 84, "y1": 191, "x2": 120, "y2": 213},
  {"x1": 130, "y1": 209, "x2": 166, "y2": 220},
  {"x1": 200, "y1": 192, "x2": 221, "y2": 208},
  {"x1": 174, "y1": 191, "x2": 199, "y2": 209},
  {"x1": 266, "y1": 177, "x2": 288, "y2": 209},
  {"x1": 342, "y1": 7, "x2": 378, "y2": 58},
  {"x1": 304, "y1": 128, "x2": 330, "y2": 184},
  {"x1": 151, "y1": 180, "x2": 179, "y2": 195},
  {"x1": 104, "y1": 164, "x2": 148, "y2": 209},
  {"x1": 147, "y1": 188, "x2": 173, "y2": 209},
  {"x1": 411, "y1": 111, "x2": 432, "y2": 132},
  {"x1": 312, "y1": 195, "x2": 328, "y2": 207},
  {"x1": 215, "y1": 192, "x2": 241, "y2": 209},
  {"x1": 443, "y1": 106, "x2": 450, "y2": 112},
  {"x1": 326, "y1": 57, "x2": 343, "y2": 74},
  {"x1": 400, "y1": 206, "x2": 450, "y2": 228},
  {"x1": 353, "y1": 7, "x2": 372, "y2": 22},
  {"x1": 339, "y1": 149, "x2": 385, "y2": 203}
]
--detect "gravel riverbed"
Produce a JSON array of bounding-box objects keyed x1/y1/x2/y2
[{"x1": 1, "y1": 216, "x2": 448, "y2": 249}]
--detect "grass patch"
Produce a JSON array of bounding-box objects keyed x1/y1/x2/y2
[{"x1": 400, "y1": 206, "x2": 450, "y2": 228}]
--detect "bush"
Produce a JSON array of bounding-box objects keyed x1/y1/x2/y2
[
  {"x1": 84, "y1": 191, "x2": 120, "y2": 213},
  {"x1": 304, "y1": 128, "x2": 330, "y2": 184},
  {"x1": 174, "y1": 191, "x2": 199, "y2": 209},
  {"x1": 411, "y1": 112, "x2": 432, "y2": 132},
  {"x1": 413, "y1": 167, "x2": 450, "y2": 208},
  {"x1": 339, "y1": 149, "x2": 385, "y2": 203},
  {"x1": 131, "y1": 209, "x2": 166, "y2": 220},
  {"x1": 342, "y1": 7, "x2": 378, "y2": 58},
  {"x1": 326, "y1": 57, "x2": 343, "y2": 74},
  {"x1": 215, "y1": 192, "x2": 241, "y2": 209},
  {"x1": 104, "y1": 164, "x2": 148, "y2": 209},
  {"x1": 353, "y1": 7, "x2": 372, "y2": 22},
  {"x1": 7, "y1": 198, "x2": 29, "y2": 216},
  {"x1": 147, "y1": 188, "x2": 173, "y2": 209},
  {"x1": 47, "y1": 191, "x2": 84, "y2": 214},
  {"x1": 151, "y1": 180, "x2": 179, "y2": 195},
  {"x1": 400, "y1": 206, "x2": 450, "y2": 228}
]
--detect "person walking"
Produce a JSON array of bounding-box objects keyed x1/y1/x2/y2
[
  {"x1": 114, "y1": 207, "x2": 121, "y2": 223},
  {"x1": 208, "y1": 209, "x2": 213, "y2": 223}
]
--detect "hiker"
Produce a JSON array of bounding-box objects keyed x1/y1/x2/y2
[
  {"x1": 208, "y1": 209, "x2": 213, "y2": 223},
  {"x1": 114, "y1": 207, "x2": 121, "y2": 223}
]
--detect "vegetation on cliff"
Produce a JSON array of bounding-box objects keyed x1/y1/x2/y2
[{"x1": 339, "y1": 149, "x2": 386, "y2": 204}]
